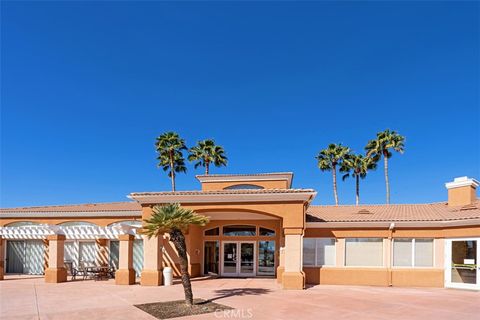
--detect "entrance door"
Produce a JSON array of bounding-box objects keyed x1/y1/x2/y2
[
  {"x1": 445, "y1": 238, "x2": 479, "y2": 290},
  {"x1": 221, "y1": 241, "x2": 256, "y2": 277}
]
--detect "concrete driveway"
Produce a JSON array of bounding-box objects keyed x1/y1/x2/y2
[{"x1": 0, "y1": 275, "x2": 478, "y2": 320}]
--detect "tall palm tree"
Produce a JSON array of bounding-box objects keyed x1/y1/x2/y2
[
  {"x1": 365, "y1": 129, "x2": 405, "y2": 204},
  {"x1": 188, "y1": 139, "x2": 228, "y2": 175},
  {"x1": 142, "y1": 203, "x2": 209, "y2": 306},
  {"x1": 316, "y1": 143, "x2": 351, "y2": 206},
  {"x1": 155, "y1": 132, "x2": 187, "y2": 191},
  {"x1": 340, "y1": 153, "x2": 377, "y2": 205}
]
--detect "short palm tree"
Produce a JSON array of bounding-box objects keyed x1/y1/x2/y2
[
  {"x1": 188, "y1": 139, "x2": 228, "y2": 175},
  {"x1": 340, "y1": 153, "x2": 377, "y2": 205},
  {"x1": 155, "y1": 132, "x2": 187, "y2": 191},
  {"x1": 365, "y1": 129, "x2": 405, "y2": 204},
  {"x1": 142, "y1": 203, "x2": 209, "y2": 306},
  {"x1": 316, "y1": 143, "x2": 351, "y2": 206}
]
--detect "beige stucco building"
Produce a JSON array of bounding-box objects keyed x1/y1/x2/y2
[{"x1": 1, "y1": 173, "x2": 479, "y2": 290}]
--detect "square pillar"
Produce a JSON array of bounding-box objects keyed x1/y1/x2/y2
[
  {"x1": 276, "y1": 247, "x2": 285, "y2": 284},
  {"x1": 141, "y1": 235, "x2": 163, "y2": 286},
  {"x1": 282, "y1": 228, "x2": 305, "y2": 290},
  {"x1": 115, "y1": 234, "x2": 135, "y2": 285},
  {"x1": 45, "y1": 235, "x2": 67, "y2": 283},
  {"x1": 0, "y1": 237, "x2": 4, "y2": 280}
]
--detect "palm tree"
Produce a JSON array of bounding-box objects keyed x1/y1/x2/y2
[
  {"x1": 316, "y1": 143, "x2": 351, "y2": 206},
  {"x1": 340, "y1": 153, "x2": 377, "y2": 205},
  {"x1": 365, "y1": 129, "x2": 405, "y2": 204},
  {"x1": 155, "y1": 132, "x2": 187, "y2": 191},
  {"x1": 142, "y1": 203, "x2": 209, "y2": 306},
  {"x1": 188, "y1": 139, "x2": 228, "y2": 175}
]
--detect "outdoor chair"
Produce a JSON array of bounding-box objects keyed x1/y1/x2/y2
[
  {"x1": 78, "y1": 261, "x2": 94, "y2": 280},
  {"x1": 64, "y1": 261, "x2": 78, "y2": 281},
  {"x1": 108, "y1": 265, "x2": 116, "y2": 279}
]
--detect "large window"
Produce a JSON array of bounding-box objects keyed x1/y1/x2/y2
[
  {"x1": 258, "y1": 241, "x2": 275, "y2": 275},
  {"x1": 345, "y1": 238, "x2": 383, "y2": 267},
  {"x1": 259, "y1": 227, "x2": 275, "y2": 236},
  {"x1": 393, "y1": 238, "x2": 434, "y2": 267},
  {"x1": 223, "y1": 225, "x2": 256, "y2": 236},
  {"x1": 303, "y1": 238, "x2": 335, "y2": 266},
  {"x1": 204, "y1": 227, "x2": 220, "y2": 236}
]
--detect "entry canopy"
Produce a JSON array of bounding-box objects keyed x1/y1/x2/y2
[{"x1": 0, "y1": 224, "x2": 143, "y2": 240}]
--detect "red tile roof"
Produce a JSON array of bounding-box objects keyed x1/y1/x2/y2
[{"x1": 306, "y1": 200, "x2": 480, "y2": 222}]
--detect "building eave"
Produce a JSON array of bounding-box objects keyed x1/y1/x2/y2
[
  {"x1": 129, "y1": 190, "x2": 316, "y2": 205},
  {"x1": 305, "y1": 218, "x2": 480, "y2": 229}
]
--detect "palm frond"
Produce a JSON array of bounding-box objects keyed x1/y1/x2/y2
[{"x1": 142, "y1": 203, "x2": 209, "y2": 238}]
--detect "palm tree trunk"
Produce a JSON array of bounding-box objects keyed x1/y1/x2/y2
[
  {"x1": 169, "y1": 228, "x2": 193, "y2": 306},
  {"x1": 355, "y1": 175, "x2": 360, "y2": 206},
  {"x1": 384, "y1": 155, "x2": 390, "y2": 204},
  {"x1": 332, "y1": 166, "x2": 339, "y2": 206},
  {"x1": 205, "y1": 161, "x2": 209, "y2": 175},
  {"x1": 169, "y1": 150, "x2": 175, "y2": 192}
]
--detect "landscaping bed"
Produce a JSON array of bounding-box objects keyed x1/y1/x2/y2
[{"x1": 135, "y1": 299, "x2": 232, "y2": 319}]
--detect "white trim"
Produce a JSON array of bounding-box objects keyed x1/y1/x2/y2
[
  {"x1": 445, "y1": 176, "x2": 479, "y2": 189},
  {"x1": 0, "y1": 224, "x2": 141, "y2": 240},
  {"x1": 444, "y1": 237, "x2": 480, "y2": 291},
  {"x1": 0, "y1": 211, "x2": 141, "y2": 218}
]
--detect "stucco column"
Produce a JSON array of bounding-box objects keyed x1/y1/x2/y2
[
  {"x1": 276, "y1": 246, "x2": 285, "y2": 284},
  {"x1": 115, "y1": 234, "x2": 135, "y2": 285},
  {"x1": 282, "y1": 228, "x2": 305, "y2": 289},
  {"x1": 141, "y1": 235, "x2": 163, "y2": 286},
  {"x1": 45, "y1": 235, "x2": 67, "y2": 283},
  {"x1": 0, "y1": 236, "x2": 4, "y2": 280}
]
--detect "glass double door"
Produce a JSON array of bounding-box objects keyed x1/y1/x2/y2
[
  {"x1": 222, "y1": 241, "x2": 256, "y2": 277},
  {"x1": 445, "y1": 238, "x2": 479, "y2": 290}
]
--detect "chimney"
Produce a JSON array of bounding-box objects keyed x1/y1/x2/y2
[{"x1": 445, "y1": 176, "x2": 479, "y2": 207}]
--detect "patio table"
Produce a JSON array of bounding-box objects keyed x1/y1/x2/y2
[{"x1": 85, "y1": 266, "x2": 111, "y2": 281}]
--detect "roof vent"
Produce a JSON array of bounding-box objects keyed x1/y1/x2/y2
[{"x1": 357, "y1": 209, "x2": 373, "y2": 214}]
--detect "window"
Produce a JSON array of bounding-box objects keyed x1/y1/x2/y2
[
  {"x1": 223, "y1": 225, "x2": 256, "y2": 236},
  {"x1": 259, "y1": 227, "x2": 275, "y2": 236},
  {"x1": 204, "y1": 241, "x2": 219, "y2": 275},
  {"x1": 393, "y1": 238, "x2": 434, "y2": 267},
  {"x1": 303, "y1": 239, "x2": 316, "y2": 266},
  {"x1": 5, "y1": 221, "x2": 40, "y2": 227},
  {"x1": 223, "y1": 184, "x2": 264, "y2": 190},
  {"x1": 59, "y1": 221, "x2": 98, "y2": 227},
  {"x1": 345, "y1": 238, "x2": 383, "y2": 267},
  {"x1": 258, "y1": 241, "x2": 275, "y2": 275},
  {"x1": 303, "y1": 238, "x2": 335, "y2": 266},
  {"x1": 204, "y1": 227, "x2": 220, "y2": 236}
]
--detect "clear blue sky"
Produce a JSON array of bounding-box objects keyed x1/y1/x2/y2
[{"x1": 1, "y1": 1, "x2": 479, "y2": 208}]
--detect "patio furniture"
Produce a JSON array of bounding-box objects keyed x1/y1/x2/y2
[
  {"x1": 64, "y1": 261, "x2": 78, "y2": 280},
  {"x1": 78, "y1": 261, "x2": 96, "y2": 280},
  {"x1": 87, "y1": 264, "x2": 111, "y2": 281},
  {"x1": 108, "y1": 265, "x2": 116, "y2": 279}
]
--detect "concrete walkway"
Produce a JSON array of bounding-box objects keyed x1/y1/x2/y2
[{"x1": 0, "y1": 275, "x2": 478, "y2": 320}]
